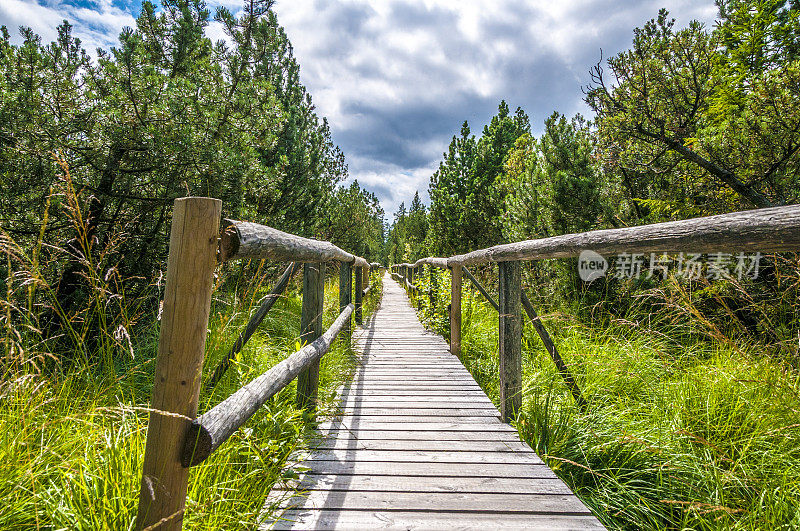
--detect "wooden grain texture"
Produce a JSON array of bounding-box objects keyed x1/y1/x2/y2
[
  {"x1": 448, "y1": 204, "x2": 800, "y2": 266},
  {"x1": 136, "y1": 197, "x2": 221, "y2": 531},
  {"x1": 450, "y1": 265, "x2": 462, "y2": 357},
  {"x1": 338, "y1": 261, "x2": 352, "y2": 343},
  {"x1": 414, "y1": 256, "x2": 448, "y2": 268},
  {"x1": 263, "y1": 273, "x2": 602, "y2": 530},
  {"x1": 297, "y1": 263, "x2": 325, "y2": 413},
  {"x1": 354, "y1": 265, "x2": 363, "y2": 325},
  {"x1": 221, "y1": 220, "x2": 368, "y2": 267},
  {"x1": 499, "y1": 261, "x2": 522, "y2": 422},
  {"x1": 270, "y1": 511, "x2": 603, "y2": 530},
  {"x1": 182, "y1": 304, "x2": 353, "y2": 467},
  {"x1": 274, "y1": 474, "x2": 572, "y2": 494}
]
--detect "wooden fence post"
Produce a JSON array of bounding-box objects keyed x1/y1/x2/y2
[
  {"x1": 429, "y1": 265, "x2": 436, "y2": 309},
  {"x1": 339, "y1": 261, "x2": 352, "y2": 343},
  {"x1": 355, "y1": 265, "x2": 363, "y2": 325},
  {"x1": 498, "y1": 261, "x2": 522, "y2": 422},
  {"x1": 136, "y1": 197, "x2": 221, "y2": 531},
  {"x1": 297, "y1": 262, "x2": 324, "y2": 413},
  {"x1": 450, "y1": 265, "x2": 462, "y2": 357}
]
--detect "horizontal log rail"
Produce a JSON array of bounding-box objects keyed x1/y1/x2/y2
[
  {"x1": 182, "y1": 304, "x2": 354, "y2": 467},
  {"x1": 448, "y1": 205, "x2": 800, "y2": 266},
  {"x1": 221, "y1": 219, "x2": 370, "y2": 267},
  {"x1": 393, "y1": 204, "x2": 800, "y2": 419},
  {"x1": 414, "y1": 257, "x2": 448, "y2": 268}
]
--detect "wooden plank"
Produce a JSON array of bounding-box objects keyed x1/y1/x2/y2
[
  {"x1": 296, "y1": 262, "x2": 324, "y2": 413},
  {"x1": 270, "y1": 511, "x2": 603, "y2": 530},
  {"x1": 220, "y1": 219, "x2": 369, "y2": 266},
  {"x1": 312, "y1": 429, "x2": 524, "y2": 442},
  {"x1": 333, "y1": 402, "x2": 496, "y2": 409},
  {"x1": 339, "y1": 260, "x2": 352, "y2": 342},
  {"x1": 276, "y1": 474, "x2": 571, "y2": 494},
  {"x1": 311, "y1": 440, "x2": 534, "y2": 453},
  {"x1": 335, "y1": 398, "x2": 496, "y2": 407},
  {"x1": 450, "y1": 265, "x2": 462, "y2": 357},
  {"x1": 271, "y1": 490, "x2": 592, "y2": 514},
  {"x1": 264, "y1": 272, "x2": 601, "y2": 530},
  {"x1": 332, "y1": 408, "x2": 500, "y2": 417},
  {"x1": 354, "y1": 265, "x2": 363, "y2": 324},
  {"x1": 332, "y1": 416, "x2": 501, "y2": 424},
  {"x1": 335, "y1": 389, "x2": 490, "y2": 396},
  {"x1": 305, "y1": 450, "x2": 541, "y2": 464},
  {"x1": 289, "y1": 460, "x2": 560, "y2": 479},
  {"x1": 317, "y1": 421, "x2": 518, "y2": 432},
  {"x1": 136, "y1": 197, "x2": 221, "y2": 531},
  {"x1": 499, "y1": 260, "x2": 522, "y2": 422}
]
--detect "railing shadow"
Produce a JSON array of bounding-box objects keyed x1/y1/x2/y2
[{"x1": 266, "y1": 278, "x2": 386, "y2": 529}]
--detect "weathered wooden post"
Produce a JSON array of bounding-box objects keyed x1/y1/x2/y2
[
  {"x1": 339, "y1": 261, "x2": 352, "y2": 344},
  {"x1": 429, "y1": 264, "x2": 436, "y2": 309},
  {"x1": 498, "y1": 261, "x2": 522, "y2": 422},
  {"x1": 355, "y1": 265, "x2": 363, "y2": 325},
  {"x1": 297, "y1": 262, "x2": 324, "y2": 413},
  {"x1": 450, "y1": 265, "x2": 462, "y2": 357},
  {"x1": 136, "y1": 197, "x2": 221, "y2": 531}
]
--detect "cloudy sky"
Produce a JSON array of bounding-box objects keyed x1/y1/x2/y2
[{"x1": 1, "y1": 0, "x2": 718, "y2": 217}]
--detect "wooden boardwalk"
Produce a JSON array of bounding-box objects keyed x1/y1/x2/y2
[{"x1": 265, "y1": 273, "x2": 603, "y2": 530}]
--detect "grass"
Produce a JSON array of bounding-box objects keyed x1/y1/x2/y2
[
  {"x1": 409, "y1": 270, "x2": 800, "y2": 530},
  {"x1": 0, "y1": 266, "x2": 382, "y2": 530}
]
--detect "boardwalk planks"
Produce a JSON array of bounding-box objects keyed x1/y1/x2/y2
[{"x1": 263, "y1": 273, "x2": 603, "y2": 530}]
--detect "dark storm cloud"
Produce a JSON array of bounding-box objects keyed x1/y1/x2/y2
[
  {"x1": 339, "y1": 96, "x2": 496, "y2": 167},
  {"x1": 271, "y1": 0, "x2": 718, "y2": 215}
]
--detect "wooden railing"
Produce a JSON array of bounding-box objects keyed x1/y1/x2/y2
[
  {"x1": 392, "y1": 205, "x2": 800, "y2": 421},
  {"x1": 135, "y1": 197, "x2": 380, "y2": 531}
]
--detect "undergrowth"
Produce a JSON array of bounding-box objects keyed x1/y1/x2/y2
[
  {"x1": 409, "y1": 265, "x2": 800, "y2": 530},
  {"x1": 0, "y1": 253, "x2": 382, "y2": 529}
]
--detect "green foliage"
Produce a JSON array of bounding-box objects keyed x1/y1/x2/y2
[
  {"x1": 503, "y1": 112, "x2": 604, "y2": 240},
  {"x1": 427, "y1": 102, "x2": 530, "y2": 255},
  {"x1": 587, "y1": 6, "x2": 800, "y2": 213},
  {"x1": 406, "y1": 266, "x2": 800, "y2": 530},
  {"x1": 0, "y1": 1, "x2": 384, "y2": 365},
  {"x1": 320, "y1": 180, "x2": 386, "y2": 263},
  {"x1": 386, "y1": 192, "x2": 427, "y2": 264},
  {"x1": 0, "y1": 263, "x2": 382, "y2": 528}
]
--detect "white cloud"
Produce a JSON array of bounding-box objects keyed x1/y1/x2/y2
[{"x1": 1, "y1": 0, "x2": 135, "y2": 51}]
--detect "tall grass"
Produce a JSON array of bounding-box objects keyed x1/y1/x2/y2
[
  {"x1": 0, "y1": 167, "x2": 383, "y2": 528},
  {"x1": 409, "y1": 266, "x2": 800, "y2": 530},
  {"x1": 0, "y1": 270, "x2": 382, "y2": 530}
]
